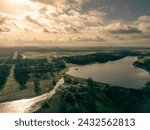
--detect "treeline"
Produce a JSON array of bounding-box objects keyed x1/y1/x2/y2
[
  {"x1": 14, "y1": 58, "x2": 66, "y2": 87},
  {"x1": 62, "y1": 53, "x2": 126, "y2": 65},
  {"x1": 134, "y1": 61, "x2": 150, "y2": 72},
  {"x1": 0, "y1": 64, "x2": 11, "y2": 89},
  {"x1": 134, "y1": 58, "x2": 150, "y2": 72}
]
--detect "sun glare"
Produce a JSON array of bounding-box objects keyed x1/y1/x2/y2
[
  {"x1": 0, "y1": 0, "x2": 31, "y2": 15},
  {"x1": 9, "y1": 0, "x2": 30, "y2": 5}
]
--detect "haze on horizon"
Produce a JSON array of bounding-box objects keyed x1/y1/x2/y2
[{"x1": 0, "y1": 0, "x2": 150, "y2": 47}]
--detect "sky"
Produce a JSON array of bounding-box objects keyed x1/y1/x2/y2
[{"x1": 0, "y1": 0, "x2": 150, "y2": 47}]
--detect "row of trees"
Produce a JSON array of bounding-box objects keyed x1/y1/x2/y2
[
  {"x1": 14, "y1": 58, "x2": 49, "y2": 88},
  {"x1": 0, "y1": 64, "x2": 11, "y2": 89},
  {"x1": 14, "y1": 58, "x2": 66, "y2": 88}
]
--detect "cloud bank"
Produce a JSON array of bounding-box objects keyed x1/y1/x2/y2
[{"x1": 0, "y1": 0, "x2": 150, "y2": 46}]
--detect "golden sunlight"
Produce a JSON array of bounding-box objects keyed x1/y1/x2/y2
[
  {"x1": 0, "y1": 0, "x2": 31, "y2": 15},
  {"x1": 8, "y1": 0, "x2": 30, "y2": 5}
]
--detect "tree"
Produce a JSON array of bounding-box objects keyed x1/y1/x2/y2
[
  {"x1": 34, "y1": 79, "x2": 41, "y2": 95},
  {"x1": 87, "y1": 77, "x2": 94, "y2": 86},
  {"x1": 0, "y1": 65, "x2": 11, "y2": 89}
]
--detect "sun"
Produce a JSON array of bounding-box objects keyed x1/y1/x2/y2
[
  {"x1": 9, "y1": 0, "x2": 30, "y2": 5},
  {"x1": 0, "y1": 0, "x2": 31, "y2": 15}
]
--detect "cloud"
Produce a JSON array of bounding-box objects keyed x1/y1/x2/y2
[
  {"x1": 138, "y1": 15, "x2": 150, "y2": 33},
  {"x1": 28, "y1": 0, "x2": 106, "y2": 35},
  {"x1": 0, "y1": 27, "x2": 10, "y2": 32},
  {"x1": 25, "y1": 15, "x2": 42, "y2": 26},
  {"x1": 0, "y1": 0, "x2": 150, "y2": 46},
  {"x1": 77, "y1": 36, "x2": 105, "y2": 42},
  {"x1": 96, "y1": 36, "x2": 105, "y2": 42},
  {"x1": 0, "y1": 13, "x2": 12, "y2": 32},
  {"x1": 64, "y1": 25, "x2": 79, "y2": 33},
  {"x1": 109, "y1": 26, "x2": 142, "y2": 34},
  {"x1": 31, "y1": 0, "x2": 54, "y2": 4},
  {"x1": 83, "y1": 10, "x2": 106, "y2": 26},
  {"x1": 43, "y1": 28, "x2": 50, "y2": 33},
  {"x1": 28, "y1": 2, "x2": 105, "y2": 34},
  {"x1": 31, "y1": 0, "x2": 88, "y2": 12},
  {"x1": 0, "y1": 13, "x2": 12, "y2": 24},
  {"x1": 104, "y1": 22, "x2": 142, "y2": 34},
  {"x1": 0, "y1": 15, "x2": 7, "y2": 24},
  {"x1": 30, "y1": 0, "x2": 71, "y2": 14},
  {"x1": 138, "y1": 15, "x2": 150, "y2": 22}
]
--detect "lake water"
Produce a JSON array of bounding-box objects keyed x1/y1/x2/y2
[{"x1": 67, "y1": 57, "x2": 150, "y2": 89}]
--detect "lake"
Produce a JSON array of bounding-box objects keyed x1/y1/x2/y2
[{"x1": 67, "y1": 57, "x2": 150, "y2": 89}]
